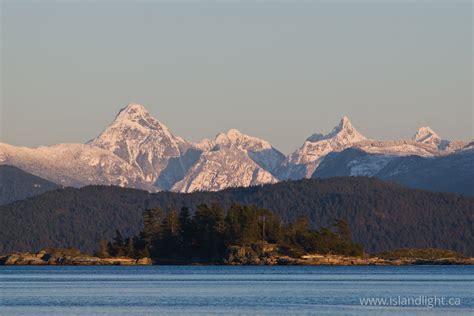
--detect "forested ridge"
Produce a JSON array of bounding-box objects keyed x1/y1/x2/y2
[
  {"x1": 0, "y1": 177, "x2": 472, "y2": 255},
  {"x1": 0, "y1": 165, "x2": 61, "y2": 205}
]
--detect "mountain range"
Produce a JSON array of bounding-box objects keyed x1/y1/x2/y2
[{"x1": 1, "y1": 103, "x2": 472, "y2": 194}]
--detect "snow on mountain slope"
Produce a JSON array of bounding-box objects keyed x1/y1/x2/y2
[
  {"x1": 313, "y1": 147, "x2": 474, "y2": 196},
  {"x1": 410, "y1": 126, "x2": 469, "y2": 152},
  {"x1": 282, "y1": 117, "x2": 467, "y2": 180},
  {"x1": 312, "y1": 148, "x2": 395, "y2": 178},
  {"x1": 0, "y1": 143, "x2": 152, "y2": 190},
  {"x1": 0, "y1": 103, "x2": 469, "y2": 194},
  {"x1": 172, "y1": 129, "x2": 283, "y2": 192},
  {"x1": 411, "y1": 126, "x2": 456, "y2": 150},
  {"x1": 412, "y1": 127, "x2": 443, "y2": 147},
  {"x1": 88, "y1": 103, "x2": 200, "y2": 190},
  {"x1": 353, "y1": 140, "x2": 441, "y2": 156},
  {"x1": 283, "y1": 116, "x2": 368, "y2": 179}
]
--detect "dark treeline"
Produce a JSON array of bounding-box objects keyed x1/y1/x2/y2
[
  {"x1": 0, "y1": 165, "x2": 61, "y2": 206},
  {"x1": 99, "y1": 203, "x2": 363, "y2": 263},
  {"x1": 1, "y1": 177, "x2": 473, "y2": 256}
]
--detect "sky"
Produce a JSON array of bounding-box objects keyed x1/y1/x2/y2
[{"x1": 0, "y1": 1, "x2": 472, "y2": 154}]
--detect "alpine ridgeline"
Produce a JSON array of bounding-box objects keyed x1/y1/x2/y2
[{"x1": 0, "y1": 103, "x2": 471, "y2": 194}]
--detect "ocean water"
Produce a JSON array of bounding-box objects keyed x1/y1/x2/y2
[{"x1": 0, "y1": 265, "x2": 472, "y2": 315}]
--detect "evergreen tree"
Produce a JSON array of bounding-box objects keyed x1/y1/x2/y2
[
  {"x1": 192, "y1": 203, "x2": 225, "y2": 261},
  {"x1": 132, "y1": 235, "x2": 149, "y2": 258},
  {"x1": 107, "y1": 230, "x2": 125, "y2": 257},
  {"x1": 106, "y1": 203, "x2": 366, "y2": 262},
  {"x1": 160, "y1": 209, "x2": 181, "y2": 258},
  {"x1": 179, "y1": 207, "x2": 193, "y2": 257},
  {"x1": 143, "y1": 208, "x2": 165, "y2": 240},
  {"x1": 142, "y1": 208, "x2": 165, "y2": 258},
  {"x1": 225, "y1": 204, "x2": 257, "y2": 245},
  {"x1": 333, "y1": 218, "x2": 351, "y2": 242}
]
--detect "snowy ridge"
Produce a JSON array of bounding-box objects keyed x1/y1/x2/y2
[
  {"x1": 282, "y1": 119, "x2": 466, "y2": 180},
  {"x1": 411, "y1": 126, "x2": 452, "y2": 150},
  {"x1": 172, "y1": 129, "x2": 284, "y2": 193},
  {"x1": 412, "y1": 127, "x2": 441, "y2": 145},
  {"x1": 0, "y1": 103, "x2": 469, "y2": 192},
  {"x1": 283, "y1": 116, "x2": 368, "y2": 178},
  {"x1": 0, "y1": 142, "x2": 154, "y2": 190},
  {"x1": 172, "y1": 147, "x2": 278, "y2": 193},
  {"x1": 353, "y1": 140, "x2": 441, "y2": 156}
]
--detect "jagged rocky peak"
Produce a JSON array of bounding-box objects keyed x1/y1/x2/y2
[
  {"x1": 340, "y1": 115, "x2": 352, "y2": 128},
  {"x1": 284, "y1": 116, "x2": 368, "y2": 179},
  {"x1": 411, "y1": 126, "x2": 455, "y2": 150},
  {"x1": 108, "y1": 103, "x2": 176, "y2": 136},
  {"x1": 412, "y1": 126, "x2": 441, "y2": 144},
  {"x1": 113, "y1": 103, "x2": 151, "y2": 126},
  {"x1": 88, "y1": 103, "x2": 191, "y2": 184},
  {"x1": 326, "y1": 116, "x2": 366, "y2": 143},
  {"x1": 116, "y1": 103, "x2": 149, "y2": 118},
  {"x1": 214, "y1": 128, "x2": 273, "y2": 151},
  {"x1": 89, "y1": 102, "x2": 187, "y2": 149},
  {"x1": 305, "y1": 116, "x2": 367, "y2": 145},
  {"x1": 215, "y1": 128, "x2": 244, "y2": 142},
  {"x1": 195, "y1": 138, "x2": 214, "y2": 151}
]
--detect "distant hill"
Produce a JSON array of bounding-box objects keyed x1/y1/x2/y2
[
  {"x1": 0, "y1": 165, "x2": 61, "y2": 205},
  {"x1": 312, "y1": 148, "x2": 474, "y2": 196},
  {"x1": 0, "y1": 177, "x2": 472, "y2": 256}
]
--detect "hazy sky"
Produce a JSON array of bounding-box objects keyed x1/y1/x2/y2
[{"x1": 1, "y1": 1, "x2": 472, "y2": 154}]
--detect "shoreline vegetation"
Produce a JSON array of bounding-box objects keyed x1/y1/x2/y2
[{"x1": 1, "y1": 203, "x2": 472, "y2": 266}]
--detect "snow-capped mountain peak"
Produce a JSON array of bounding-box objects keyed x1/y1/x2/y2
[
  {"x1": 214, "y1": 129, "x2": 273, "y2": 151},
  {"x1": 326, "y1": 116, "x2": 367, "y2": 144},
  {"x1": 305, "y1": 116, "x2": 366, "y2": 144},
  {"x1": 1, "y1": 104, "x2": 469, "y2": 195},
  {"x1": 215, "y1": 128, "x2": 243, "y2": 143},
  {"x1": 108, "y1": 103, "x2": 177, "y2": 140},
  {"x1": 116, "y1": 103, "x2": 149, "y2": 119},
  {"x1": 226, "y1": 128, "x2": 243, "y2": 138},
  {"x1": 412, "y1": 126, "x2": 440, "y2": 144},
  {"x1": 339, "y1": 115, "x2": 352, "y2": 128},
  {"x1": 410, "y1": 126, "x2": 455, "y2": 150},
  {"x1": 88, "y1": 103, "x2": 192, "y2": 185},
  {"x1": 284, "y1": 116, "x2": 367, "y2": 179},
  {"x1": 171, "y1": 128, "x2": 285, "y2": 193}
]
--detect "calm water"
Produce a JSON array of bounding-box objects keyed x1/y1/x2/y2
[{"x1": 0, "y1": 265, "x2": 473, "y2": 315}]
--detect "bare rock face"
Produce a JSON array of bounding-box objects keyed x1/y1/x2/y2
[
  {"x1": 3, "y1": 253, "x2": 48, "y2": 265},
  {"x1": 225, "y1": 242, "x2": 279, "y2": 265}
]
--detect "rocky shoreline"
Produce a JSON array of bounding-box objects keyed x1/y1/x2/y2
[
  {"x1": 225, "y1": 244, "x2": 474, "y2": 266},
  {"x1": 1, "y1": 247, "x2": 472, "y2": 266},
  {"x1": 0, "y1": 249, "x2": 151, "y2": 266},
  {"x1": 268, "y1": 254, "x2": 474, "y2": 266}
]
